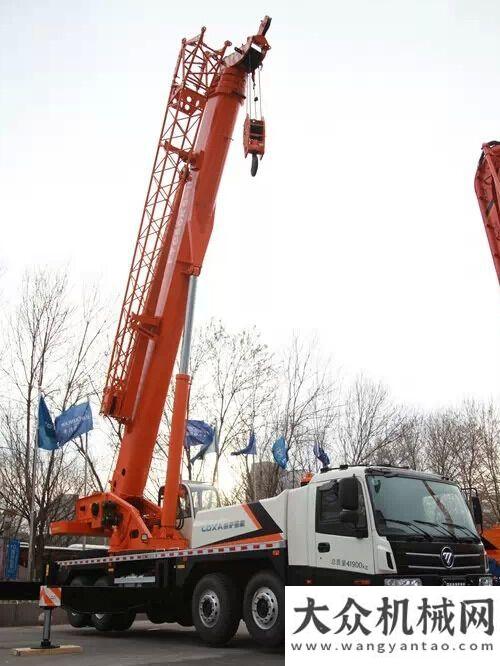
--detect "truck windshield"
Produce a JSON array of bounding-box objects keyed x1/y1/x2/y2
[{"x1": 366, "y1": 474, "x2": 479, "y2": 541}]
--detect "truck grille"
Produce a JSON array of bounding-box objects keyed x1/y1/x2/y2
[
  {"x1": 390, "y1": 542, "x2": 484, "y2": 576},
  {"x1": 405, "y1": 551, "x2": 482, "y2": 572}
]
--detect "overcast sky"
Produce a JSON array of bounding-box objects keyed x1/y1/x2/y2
[{"x1": 1, "y1": 0, "x2": 499, "y2": 411}]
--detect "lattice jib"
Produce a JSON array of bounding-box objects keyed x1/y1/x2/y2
[{"x1": 102, "y1": 30, "x2": 229, "y2": 421}]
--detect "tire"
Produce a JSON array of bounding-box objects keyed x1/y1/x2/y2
[
  {"x1": 91, "y1": 576, "x2": 116, "y2": 632},
  {"x1": 67, "y1": 575, "x2": 93, "y2": 628},
  {"x1": 112, "y1": 611, "x2": 136, "y2": 631},
  {"x1": 243, "y1": 571, "x2": 284, "y2": 648},
  {"x1": 192, "y1": 573, "x2": 240, "y2": 646}
]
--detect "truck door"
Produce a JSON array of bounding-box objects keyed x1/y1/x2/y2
[{"x1": 311, "y1": 477, "x2": 374, "y2": 583}]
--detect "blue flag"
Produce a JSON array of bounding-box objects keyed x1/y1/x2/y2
[
  {"x1": 188, "y1": 422, "x2": 216, "y2": 464},
  {"x1": 38, "y1": 396, "x2": 58, "y2": 451},
  {"x1": 185, "y1": 420, "x2": 215, "y2": 450},
  {"x1": 190, "y1": 437, "x2": 217, "y2": 464},
  {"x1": 313, "y1": 442, "x2": 330, "y2": 468},
  {"x1": 55, "y1": 401, "x2": 93, "y2": 446},
  {"x1": 4, "y1": 539, "x2": 20, "y2": 580},
  {"x1": 272, "y1": 436, "x2": 288, "y2": 469},
  {"x1": 231, "y1": 431, "x2": 257, "y2": 456}
]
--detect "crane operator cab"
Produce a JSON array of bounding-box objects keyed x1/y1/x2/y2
[{"x1": 158, "y1": 481, "x2": 221, "y2": 543}]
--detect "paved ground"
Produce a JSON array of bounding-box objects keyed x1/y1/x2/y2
[{"x1": 0, "y1": 620, "x2": 284, "y2": 665}]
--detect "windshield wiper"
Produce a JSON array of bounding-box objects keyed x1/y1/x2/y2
[
  {"x1": 413, "y1": 519, "x2": 459, "y2": 542},
  {"x1": 441, "y1": 521, "x2": 479, "y2": 542},
  {"x1": 380, "y1": 516, "x2": 433, "y2": 541}
]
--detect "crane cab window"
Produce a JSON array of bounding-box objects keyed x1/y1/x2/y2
[
  {"x1": 316, "y1": 479, "x2": 367, "y2": 537},
  {"x1": 189, "y1": 486, "x2": 220, "y2": 516}
]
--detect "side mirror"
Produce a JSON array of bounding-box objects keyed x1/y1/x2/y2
[
  {"x1": 471, "y1": 495, "x2": 483, "y2": 530},
  {"x1": 340, "y1": 509, "x2": 358, "y2": 524},
  {"x1": 340, "y1": 509, "x2": 368, "y2": 538},
  {"x1": 339, "y1": 477, "x2": 358, "y2": 511}
]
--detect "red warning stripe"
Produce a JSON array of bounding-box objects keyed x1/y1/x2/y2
[
  {"x1": 39, "y1": 586, "x2": 62, "y2": 608},
  {"x1": 58, "y1": 539, "x2": 286, "y2": 567},
  {"x1": 242, "y1": 503, "x2": 261, "y2": 529}
]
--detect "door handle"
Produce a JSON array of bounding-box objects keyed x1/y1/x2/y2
[{"x1": 318, "y1": 542, "x2": 330, "y2": 553}]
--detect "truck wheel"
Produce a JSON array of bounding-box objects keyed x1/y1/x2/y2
[
  {"x1": 91, "y1": 576, "x2": 115, "y2": 631},
  {"x1": 67, "y1": 575, "x2": 92, "y2": 628},
  {"x1": 243, "y1": 571, "x2": 284, "y2": 647},
  {"x1": 192, "y1": 573, "x2": 240, "y2": 645}
]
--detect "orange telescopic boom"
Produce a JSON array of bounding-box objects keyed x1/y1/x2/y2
[{"x1": 51, "y1": 17, "x2": 271, "y2": 553}]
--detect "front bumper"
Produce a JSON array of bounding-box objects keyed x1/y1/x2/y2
[{"x1": 382, "y1": 574, "x2": 493, "y2": 586}]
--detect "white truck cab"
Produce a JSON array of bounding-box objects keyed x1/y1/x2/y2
[
  {"x1": 186, "y1": 464, "x2": 491, "y2": 585},
  {"x1": 288, "y1": 465, "x2": 491, "y2": 585}
]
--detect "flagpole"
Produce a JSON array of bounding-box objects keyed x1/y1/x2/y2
[
  {"x1": 81, "y1": 396, "x2": 90, "y2": 552},
  {"x1": 251, "y1": 429, "x2": 257, "y2": 501},
  {"x1": 213, "y1": 420, "x2": 218, "y2": 487},
  {"x1": 27, "y1": 381, "x2": 42, "y2": 581},
  {"x1": 82, "y1": 431, "x2": 88, "y2": 552},
  {"x1": 253, "y1": 456, "x2": 257, "y2": 501}
]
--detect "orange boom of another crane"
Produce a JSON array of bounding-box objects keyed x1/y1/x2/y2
[
  {"x1": 475, "y1": 141, "x2": 500, "y2": 284},
  {"x1": 474, "y1": 141, "x2": 500, "y2": 573},
  {"x1": 51, "y1": 17, "x2": 271, "y2": 553}
]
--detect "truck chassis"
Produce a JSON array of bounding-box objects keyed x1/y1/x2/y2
[{"x1": 50, "y1": 540, "x2": 287, "y2": 647}]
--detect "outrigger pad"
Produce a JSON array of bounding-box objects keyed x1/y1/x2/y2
[{"x1": 11, "y1": 645, "x2": 82, "y2": 657}]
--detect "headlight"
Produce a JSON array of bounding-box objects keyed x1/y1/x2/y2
[
  {"x1": 478, "y1": 576, "x2": 493, "y2": 586},
  {"x1": 384, "y1": 577, "x2": 422, "y2": 586}
]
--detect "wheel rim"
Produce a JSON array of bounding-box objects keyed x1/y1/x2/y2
[
  {"x1": 198, "y1": 589, "x2": 220, "y2": 628},
  {"x1": 251, "y1": 587, "x2": 278, "y2": 631}
]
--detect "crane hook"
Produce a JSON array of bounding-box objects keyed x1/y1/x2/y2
[
  {"x1": 244, "y1": 115, "x2": 265, "y2": 177},
  {"x1": 251, "y1": 153, "x2": 259, "y2": 177}
]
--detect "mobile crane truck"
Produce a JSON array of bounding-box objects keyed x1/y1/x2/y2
[{"x1": 45, "y1": 17, "x2": 492, "y2": 650}]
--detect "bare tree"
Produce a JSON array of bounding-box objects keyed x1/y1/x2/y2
[
  {"x1": 387, "y1": 411, "x2": 427, "y2": 470},
  {"x1": 0, "y1": 268, "x2": 108, "y2": 574},
  {"x1": 336, "y1": 375, "x2": 404, "y2": 465},
  {"x1": 233, "y1": 336, "x2": 338, "y2": 501},
  {"x1": 423, "y1": 409, "x2": 462, "y2": 480},
  {"x1": 147, "y1": 321, "x2": 275, "y2": 502},
  {"x1": 472, "y1": 402, "x2": 500, "y2": 523}
]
